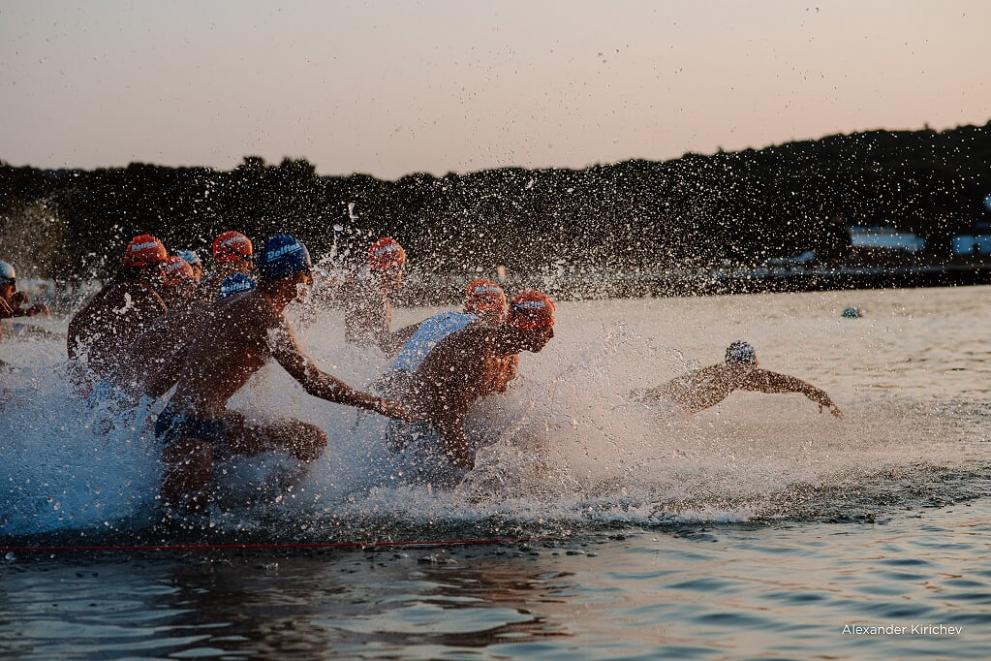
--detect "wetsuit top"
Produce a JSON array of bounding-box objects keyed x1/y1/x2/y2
[{"x1": 390, "y1": 311, "x2": 476, "y2": 373}]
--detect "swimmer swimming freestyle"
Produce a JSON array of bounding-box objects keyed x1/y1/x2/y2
[{"x1": 638, "y1": 341, "x2": 843, "y2": 417}]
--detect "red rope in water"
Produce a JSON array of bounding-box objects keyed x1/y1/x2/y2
[{"x1": 0, "y1": 536, "x2": 532, "y2": 554}]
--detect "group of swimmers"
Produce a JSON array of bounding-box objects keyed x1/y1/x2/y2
[
  {"x1": 2, "y1": 231, "x2": 841, "y2": 513},
  {"x1": 55, "y1": 231, "x2": 556, "y2": 512}
]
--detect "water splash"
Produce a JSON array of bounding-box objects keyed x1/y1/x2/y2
[{"x1": 1, "y1": 289, "x2": 987, "y2": 542}]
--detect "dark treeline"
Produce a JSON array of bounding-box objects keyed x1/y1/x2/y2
[{"x1": 2, "y1": 121, "x2": 990, "y2": 284}]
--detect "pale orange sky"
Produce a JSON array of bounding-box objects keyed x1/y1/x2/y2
[{"x1": 1, "y1": 0, "x2": 988, "y2": 178}]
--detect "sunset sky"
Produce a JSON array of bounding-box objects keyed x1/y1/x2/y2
[{"x1": 1, "y1": 0, "x2": 988, "y2": 178}]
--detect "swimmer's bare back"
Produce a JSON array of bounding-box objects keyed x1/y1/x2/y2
[
  {"x1": 405, "y1": 325, "x2": 505, "y2": 467},
  {"x1": 148, "y1": 291, "x2": 409, "y2": 421},
  {"x1": 641, "y1": 364, "x2": 842, "y2": 417}
]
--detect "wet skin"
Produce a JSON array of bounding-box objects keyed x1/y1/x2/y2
[
  {"x1": 343, "y1": 266, "x2": 404, "y2": 350},
  {"x1": 403, "y1": 323, "x2": 553, "y2": 469},
  {"x1": 66, "y1": 268, "x2": 167, "y2": 381},
  {"x1": 143, "y1": 270, "x2": 412, "y2": 510},
  {"x1": 642, "y1": 362, "x2": 843, "y2": 416}
]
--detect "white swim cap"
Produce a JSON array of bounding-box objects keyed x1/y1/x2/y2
[
  {"x1": 0, "y1": 260, "x2": 15, "y2": 285},
  {"x1": 725, "y1": 341, "x2": 757, "y2": 365}
]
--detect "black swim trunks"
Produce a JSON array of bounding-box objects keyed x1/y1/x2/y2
[{"x1": 155, "y1": 404, "x2": 230, "y2": 447}]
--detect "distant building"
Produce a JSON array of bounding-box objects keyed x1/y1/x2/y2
[
  {"x1": 952, "y1": 235, "x2": 991, "y2": 255},
  {"x1": 766, "y1": 250, "x2": 816, "y2": 268},
  {"x1": 848, "y1": 226, "x2": 926, "y2": 253}
]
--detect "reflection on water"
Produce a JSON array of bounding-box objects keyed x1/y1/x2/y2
[{"x1": 2, "y1": 500, "x2": 990, "y2": 659}]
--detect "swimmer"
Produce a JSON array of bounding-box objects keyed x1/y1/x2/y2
[
  {"x1": 218, "y1": 272, "x2": 257, "y2": 299},
  {"x1": 142, "y1": 234, "x2": 412, "y2": 513},
  {"x1": 399, "y1": 290, "x2": 556, "y2": 470},
  {"x1": 0, "y1": 260, "x2": 50, "y2": 342},
  {"x1": 638, "y1": 341, "x2": 843, "y2": 417},
  {"x1": 67, "y1": 234, "x2": 169, "y2": 382},
  {"x1": 377, "y1": 278, "x2": 513, "y2": 397},
  {"x1": 199, "y1": 230, "x2": 253, "y2": 299},
  {"x1": 176, "y1": 250, "x2": 204, "y2": 283},
  {"x1": 159, "y1": 256, "x2": 198, "y2": 308},
  {"x1": 120, "y1": 257, "x2": 208, "y2": 394},
  {"x1": 340, "y1": 236, "x2": 407, "y2": 348}
]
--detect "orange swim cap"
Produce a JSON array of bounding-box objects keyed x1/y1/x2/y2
[
  {"x1": 508, "y1": 290, "x2": 556, "y2": 330},
  {"x1": 160, "y1": 255, "x2": 195, "y2": 286},
  {"x1": 212, "y1": 231, "x2": 253, "y2": 264},
  {"x1": 368, "y1": 236, "x2": 406, "y2": 271},
  {"x1": 465, "y1": 278, "x2": 507, "y2": 315},
  {"x1": 122, "y1": 234, "x2": 169, "y2": 268}
]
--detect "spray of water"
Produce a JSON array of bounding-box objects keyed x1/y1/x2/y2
[{"x1": 1, "y1": 289, "x2": 986, "y2": 541}]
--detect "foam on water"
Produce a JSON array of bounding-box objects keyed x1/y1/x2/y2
[{"x1": 1, "y1": 287, "x2": 987, "y2": 541}]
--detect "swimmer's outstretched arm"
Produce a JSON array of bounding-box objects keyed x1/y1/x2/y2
[
  {"x1": 9, "y1": 292, "x2": 49, "y2": 317},
  {"x1": 272, "y1": 322, "x2": 414, "y2": 421},
  {"x1": 741, "y1": 369, "x2": 843, "y2": 417}
]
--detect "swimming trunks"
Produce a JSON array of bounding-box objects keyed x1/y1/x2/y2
[{"x1": 155, "y1": 404, "x2": 230, "y2": 448}]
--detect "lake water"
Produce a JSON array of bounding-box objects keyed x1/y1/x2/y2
[{"x1": 1, "y1": 285, "x2": 989, "y2": 658}]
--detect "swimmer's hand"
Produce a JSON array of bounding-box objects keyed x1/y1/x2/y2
[
  {"x1": 373, "y1": 398, "x2": 417, "y2": 422},
  {"x1": 27, "y1": 302, "x2": 50, "y2": 316},
  {"x1": 818, "y1": 402, "x2": 843, "y2": 418}
]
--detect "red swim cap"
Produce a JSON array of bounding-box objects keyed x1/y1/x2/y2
[
  {"x1": 465, "y1": 278, "x2": 507, "y2": 316},
  {"x1": 368, "y1": 236, "x2": 406, "y2": 271},
  {"x1": 160, "y1": 255, "x2": 195, "y2": 286},
  {"x1": 123, "y1": 234, "x2": 168, "y2": 268},
  {"x1": 212, "y1": 231, "x2": 253, "y2": 264},
  {"x1": 508, "y1": 290, "x2": 556, "y2": 331}
]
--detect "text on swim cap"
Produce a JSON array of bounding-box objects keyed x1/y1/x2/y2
[
  {"x1": 221, "y1": 235, "x2": 250, "y2": 247},
  {"x1": 222, "y1": 281, "x2": 254, "y2": 295},
  {"x1": 264, "y1": 242, "x2": 302, "y2": 262},
  {"x1": 131, "y1": 241, "x2": 160, "y2": 252},
  {"x1": 470, "y1": 285, "x2": 503, "y2": 296},
  {"x1": 372, "y1": 244, "x2": 402, "y2": 257},
  {"x1": 513, "y1": 300, "x2": 549, "y2": 311}
]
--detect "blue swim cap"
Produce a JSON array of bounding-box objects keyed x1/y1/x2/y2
[
  {"x1": 218, "y1": 273, "x2": 257, "y2": 299},
  {"x1": 258, "y1": 234, "x2": 312, "y2": 282},
  {"x1": 176, "y1": 250, "x2": 202, "y2": 267},
  {"x1": 0, "y1": 260, "x2": 15, "y2": 285}
]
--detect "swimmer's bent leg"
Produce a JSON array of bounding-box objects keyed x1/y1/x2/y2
[
  {"x1": 161, "y1": 438, "x2": 215, "y2": 513},
  {"x1": 224, "y1": 413, "x2": 328, "y2": 463}
]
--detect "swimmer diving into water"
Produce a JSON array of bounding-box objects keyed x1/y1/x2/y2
[{"x1": 638, "y1": 341, "x2": 843, "y2": 417}]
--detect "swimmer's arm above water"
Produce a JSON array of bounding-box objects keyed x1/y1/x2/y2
[
  {"x1": 8, "y1": 292, "x2": 49, "y2": 317},
  {"x1": 271, "y1": 322, "x2": 414, "y2": 421},
  {"x1": 740, "y1": 369, "x2": 843, "y2": 417}
]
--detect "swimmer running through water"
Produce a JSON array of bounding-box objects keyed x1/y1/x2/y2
[
  {"x1": 400, "y1": 290, "x2": 556, "y2": 469},
  {"x1": 340, "y1": 236, "x2": 407, "y2": 349},
  {"x1": 143, "y1": 233, "x2": 413, "y2": 513},
  {"x1": 198, "y1": 230, "x2": 254, "y2": 300},
  {"x1": 67, "y1": 234, "x2": 170, "y2": 383},
  {"x1": 639, "y1": 341, "x2": 843, "y2": 416}
]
